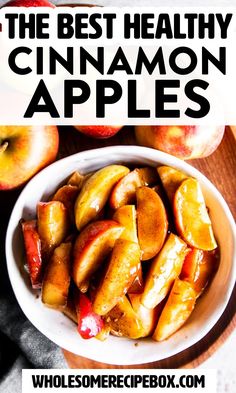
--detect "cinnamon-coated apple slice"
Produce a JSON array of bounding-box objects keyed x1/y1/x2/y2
[
  {"x1": 73, "y1": 220, "x2": 124, "y2": 292},
  {"x1": 128, "y1": 294, "x2": 159, "y2": 337},
  {"x1": 105, "y1": 296, "x2": 144, "y2": 339},
  {"x1": 152, "y1": 278, "x2": 196, "y2": 341},
  {"x1": 180, "y1": 248, "x2": 219, "y2": 296},
  {"x1": 141, "y1": 233, "x2": 189, "y2": 309},
  {"x1": 180, "y1": 248, "x2": 201, "y2": 283},
  {"x1": 157, "y1": 166, "x2": 188, "y2": 204},
  {"x1": 95, "y1": 324, "x2": 111, "y2": 341},
  {"x1": 128, "y1": 263, "x2": 144, "y2": 294},
  {"x1": 67, "y1": 171, "x2": 92, "y2": 190},
  {"x1": 110, "y1": 167, "x2": 158, "y2": 209},
  {"x1": 42, "y1": 242, "x2": 71, "y2": 308},
  {"x1": 75, "y1": 292, "x2": 104, "y2": 339},
  {"x1": 137, "y1": 186, "x2": 168, "y2": 260},
  {"x1": 103, "y1": 204, "x2": 141, "y2": 294},
  {"x1": 37, "y1": 201, "x2": 70, "y2": 258},
  {"x1": 174, "y1": 178, "x2": 217, "y2": 250},
  {"x1": 93, "y1": 239, "x2": 141, "y2": 315},
  {"x1": 113, "y1": 205, "x2": 138, "y2": 243},
  {"x1": 52, "y1": 185, "x2": 79, "y2": 222},
  {"x1": 74, "y1": 165, "x2": 129, "y2": 230},
  {"x1": 21, "y1": 220, "x2": 43, "y2": 289},
  {"x1": 67, "y1": 171, "x2": 85, "y2": 187}
]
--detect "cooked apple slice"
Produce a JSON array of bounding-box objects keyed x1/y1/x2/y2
[
  {"x1": 67, "y1": 171, "x2": 84, "y2": 187},
  {"x1": 21, "y1": 220, "x2": 43, "y2": 289},
  {"x1": 37, "y1": 201, "x2": 70, "y2": 258},
  {"x1": 95, "y1": 324, "x2": 111, "y2": 341},
  {"x1": 105, "y1": 296, "x2": 144, "y2": 339},
  {"x1": 181, "y1": 248, "x2": 219, "y2": 296},
  {"x1": 113, "y1": 204, "x2": 143, "y2": 294},
  {"x1": 141, "y1": 233, "x2": 189, "y2": 309},
  {"x1": 73, "y1": 220, "x2": 124, "y2": 292},
  {"x1": 67, "y1": 171, "x2": 93, "y2": 189},
  {"x1": 129, "y1": 294, "x2": 159, "y2": 337},
  {"x1": 75, "y1": 165, "x2": 129, "y2": 230},
  {"x1": 42, "y1": 242, "x2": 71, "y2": 308},
  {"x1": 67, "y1": 171, "x2": 83, "y2": 187},
  {"x1": 157, "y1": 166, "x2": 188, "y2": 204},
  {"x1": 52, "y1": 185, "x2": 79, "y2": 222},
  {"x1": 152, "y1": 278, "x2": 196, "y2": 341},
  {"x1": 181, "y1": 248, "x2": 201, "y2": 283},
  {"x1": 113, "y1": 205, "x2": 138, "y2": 243},
  {"x1": 138, "y1": 167, "x2": 159, "y2": 184},
  {"x1": 193, "y1": 249, "x2": 219, "y2": 295},
  {"x1": 174, "y1": 178, "x2": 217, "y2": 251},
  {"x1": 137, "y1": 186, "x2": 168, "y2": 260},
  {"x1": 93, "y1": 239, "x2": 141, "y2": 315},
  {"x1": 128, "y1": 263, "x2": 144, "y2": 294},
  {"x1": 75, "y1": 292, "x2": 104, "y2": 339},
  {"x1": 110, "y1": 167, "x2": 158, "y2": 209}
]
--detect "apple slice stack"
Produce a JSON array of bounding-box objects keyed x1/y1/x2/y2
[{"x1": 21, "y1": 164, "x2": 219, "y2": 342}]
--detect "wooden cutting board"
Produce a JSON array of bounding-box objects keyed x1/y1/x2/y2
[{"x1": 57, "y1": 125, "x2": 236, "y2": 369}]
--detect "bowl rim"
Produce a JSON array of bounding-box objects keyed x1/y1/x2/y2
[{"x1": 5, "y1": 145, "x2": 236, "y2": 365}]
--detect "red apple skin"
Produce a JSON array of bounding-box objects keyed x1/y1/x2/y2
[
  {"x1": 75, "y1": 292, "x2": 104, "y2": 339},
  {"x1": 3, "y1": 0, "x2": 55, "y2": 7},
  {"x1": 74, "y1": 125, "x2": 123, "y2": 139},
  {"x1": 21, "y1": 220, "x2": 43, "y2": 289},
  {"x1": 0, "y1": 126, "x2": 59, "y2": 190},
  {"x1": 135, "y1": 125, "x2": 225, "y2": 160}
]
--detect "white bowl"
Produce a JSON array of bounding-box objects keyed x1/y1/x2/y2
[{"x1": 6, "y1": 146, "x2": 236, "y2": 365}]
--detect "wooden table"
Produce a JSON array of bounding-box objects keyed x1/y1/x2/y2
[{"x1": 1, "y1": 126, "x2": 235, "y2": 369}]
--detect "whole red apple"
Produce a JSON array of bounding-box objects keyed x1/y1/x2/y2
[
  {"x1": 0, "y1": 126, "x2": 59, "y2": 190},
  {"x1": 74, "y1": 125, "x2": 123, "y2": 139},
  {"x1": 2, "y1": 0, "x2": 55, "y2": 7},
  {"x1": 135, "y1": 125, "x2": 225, "y2": 160}
]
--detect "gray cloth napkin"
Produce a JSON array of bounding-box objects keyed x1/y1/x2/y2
[
  {"x1": 0, "y1": 297, "x2": 67, "y2": 369},
  {"x1": 0, "y1": 282, "x2": 67, "y2": 393}
]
